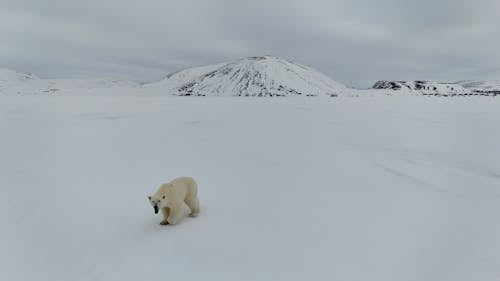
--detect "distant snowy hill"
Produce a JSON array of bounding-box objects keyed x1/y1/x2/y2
[
  {"x1": 145, "y1": 56, "x2": 346, "y2": 97},
  {"x1": 0, "y1": 68, "x2": 138, "y2": 95},
  {"x1": 456, "y1": 80, "x2": 500, "y2": 95},
  {"x1": 372, "y1": 80, "x2": 500, "y2": 96},
  {"x1": 0, "y1": 68, "x2": 38, "y2": 84},
  {"x1": 372, "y1": 80, "x2": 470, "y2": 96}
]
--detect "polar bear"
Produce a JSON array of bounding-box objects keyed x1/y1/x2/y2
[{"x1": 148, "y1": 177, "x2": 200, "y2": 225}]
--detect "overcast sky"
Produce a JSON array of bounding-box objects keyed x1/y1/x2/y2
[{"x1": 1, "y1": 0, "x2": 499, "y2": 87}]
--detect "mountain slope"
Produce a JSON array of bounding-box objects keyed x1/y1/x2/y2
[
  {"x1": 146, "y1": 56, "x2": 346, "y2": 97},
  {"x1": 145, "y1": 63, "x2": 227, "y2": 92}
]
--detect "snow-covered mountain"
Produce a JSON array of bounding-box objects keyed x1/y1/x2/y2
[
  {"x1": 146, "y1": 56, "x2": 346, "y2": 97},
  {"x1": 372, "y1": 80, "x2": 500, "y2": 96},
  {"x1": 0, "y1": 68, "x2": 138, "y2": 95},
  {"x1": 372, "y1": 80, "x2": 470, "y2": 96}
]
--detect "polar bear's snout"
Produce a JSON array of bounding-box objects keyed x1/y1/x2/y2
[{"x1": 148, "y1": 196, "x2": 163, "y2": 214}]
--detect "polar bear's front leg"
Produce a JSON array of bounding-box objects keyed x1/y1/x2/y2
[
  {"x1": 167, "y1": 204, "x2": 184, "y2": 225},
  {"x1": 160, "y1": 207, "x2": 170, "y2": 225}
]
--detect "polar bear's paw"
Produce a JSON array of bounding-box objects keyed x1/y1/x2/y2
[
  {"x1": 189, "y1": 212, "x2": 199, "y2": 217},
  {"x1": 159, "y1": 220, "x2": 170, "y2": 225}
]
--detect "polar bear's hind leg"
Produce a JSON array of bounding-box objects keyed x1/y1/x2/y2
[
  {"x1": 167, "y1": 204, "x2": 185, "y2": 225},
  {"x1": 185, "y1": 196, "x2": 200, "y2": 217}
]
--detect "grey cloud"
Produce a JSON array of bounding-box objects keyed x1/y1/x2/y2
[{"x1": 0, "y1": 0, "x2": 498, "y2": 87}]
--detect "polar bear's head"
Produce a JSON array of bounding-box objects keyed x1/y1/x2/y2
[{"x1": 148, "y1": 195, "x2": 167, "y2": 214}]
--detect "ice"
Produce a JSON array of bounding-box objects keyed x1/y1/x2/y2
[{"x1": 1, "y1": 95, "x2": 499, "y2": 280}]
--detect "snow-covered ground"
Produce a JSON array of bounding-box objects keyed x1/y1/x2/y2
[{"x1": 1, "y1": 95, "x2": 500, "y2": 281}]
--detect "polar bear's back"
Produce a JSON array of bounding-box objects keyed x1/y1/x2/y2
[
  {"x1": 171, "y1": 176, "x2": 197, "y2": 197},
  {"x1": 156, "y1": 177, "x2": 197, "y2": 202}
]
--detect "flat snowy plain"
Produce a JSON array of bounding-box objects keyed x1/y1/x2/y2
[{"x1": 1, "y1": 95, "x2": 500, "y2": 280}]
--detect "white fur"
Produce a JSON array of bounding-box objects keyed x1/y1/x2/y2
[{"x1": 148, "y1": 177, "x2": 200, "y2": 225}]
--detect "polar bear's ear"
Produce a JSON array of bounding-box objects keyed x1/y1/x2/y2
[{"x1": 148, "y1": 196, "x2": 151, "y2": 200}]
